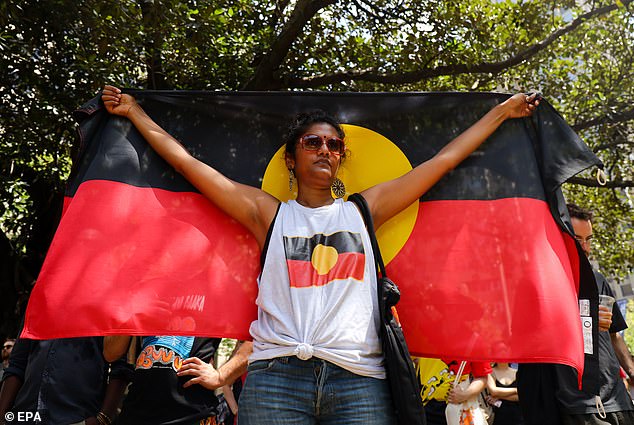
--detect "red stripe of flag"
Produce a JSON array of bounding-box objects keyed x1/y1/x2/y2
[
  {"x1": 286, "y1": 252, "x2": 366, "y2": 288},
  {"x1": 23, "y1": 180, "x2": 258, "y2": 339},
  {"x1": 389, "y1": 197, "x2": 583, "y2": 370}
]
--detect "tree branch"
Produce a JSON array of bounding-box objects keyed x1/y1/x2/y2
[
  {"x1": 351, "y1": 0, "x2": 383, "y2": 20},
  {"x1": 572, "y1": 107, "x2": 634, "y2": 132},
  {"x1": 269, "y1": 0, "x2": 292, "y2": 31},
  {"x1": 352, "y1": 0, "x2": 415, "y2": 21},
  {"x1": 594, "y1": 140, "x2": 634, "y2": 152},
  {"x1": 243, "y1": 0, "x2": 337, "y2": 90},
  {"x1": 567, "y1": 177, "x2": 634, "y2": 188},
  {"x1": 282, "y1": 0, "x2": 633, "y2": 88},
  {"x1": 140, "y1": 0, "x2": 169, "y2": 89}
]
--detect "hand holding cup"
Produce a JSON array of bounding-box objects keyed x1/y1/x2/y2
[{"x1": 598, "y1": 294, "x2": 615, "y2": 332}]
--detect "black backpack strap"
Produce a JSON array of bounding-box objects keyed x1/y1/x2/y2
[
  {"x1": 348, "y1": 193, "x2": 387, "y2": 278},
  {"x1": 259, "y1": 202, "x2": 282, "y2": 271}
]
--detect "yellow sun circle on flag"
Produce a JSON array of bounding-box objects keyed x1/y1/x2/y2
[
  {"x1": 261, "y1": 124, "x2": 418, "y2": 265},
  {"x1": 312, "y1": 244, "x2": 339, "y2": 275}
]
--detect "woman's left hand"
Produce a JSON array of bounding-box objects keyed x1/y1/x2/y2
[
  {"x1": 177, "y1": 356, "x2": 224, "y2": 389},
  {"x1": 503, "y1": 92, "x2": 541, "y2": 119}
]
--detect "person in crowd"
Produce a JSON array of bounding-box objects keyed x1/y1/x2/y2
[
  {"x1": 0, "y1": 339, "x2": 15, "y2": 381},
  {"x1": 102, "y1": 84, "x2": 538, "y2": 424},
  {"x1": 215, "y1": 342, "x2": 243, "y2": 425},
  {"x1": 628, "y1": 356, "x2": 634, "y2": 401},
  {"x1": 103, "y1": 336, "x2": 248, "y2": 425},
  {"x1": 416, "y1": 357, "x2": 492, "y2": 425},
  {"x1": 486, "y1": 362, "x2": 524, "y2": 425},
  {"x1": 216, "y1": 380, "x2": 241, "y2": 425},
  {"x1": 619, "y1": 367, "x2": 629, "y2": 393},
  {"x1": 551, "y1": 204, "x2": 634, "y2": 425},
  {"x1": 0, "y1": 337, "x2": 132, "y2": 425}
]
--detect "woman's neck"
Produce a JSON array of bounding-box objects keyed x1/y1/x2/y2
[
  {"x1": 295, "y1": 187, "x2": 335, "y2": 208},
  {"x1": 493, "y1": 364, "x2": 517, "y2": 385}
]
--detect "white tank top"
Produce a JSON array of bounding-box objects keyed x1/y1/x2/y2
[{"x1": 249, "y1": 198, "x2": 385, "y2": 379}]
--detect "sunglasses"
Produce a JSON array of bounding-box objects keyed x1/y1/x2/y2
[
  {"x1": 574, "y1": 235, "x2": 593, "y2": 245},
  {"x1": 299, "y1": 134, "x2": 345, "y2": 155},
  {"x1": 2, "y1": 345, "x2": 13, "y2": 349}
]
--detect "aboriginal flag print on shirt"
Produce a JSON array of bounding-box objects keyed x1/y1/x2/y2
[
  {"x1": 22, "y1": 90, "x2": 602, "y2": 382},
  {"x1": 284, "y1": 231, "x2": 365, "y2": 288}
]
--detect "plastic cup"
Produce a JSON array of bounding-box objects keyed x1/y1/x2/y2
[{"x1": 599, "y1": 294, "x2": 615, "y2": 310}]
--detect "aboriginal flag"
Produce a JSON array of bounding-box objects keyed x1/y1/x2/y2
[
  {"x1": 22, "y1": 91, "x2": 601, "y2": 378},
  {"x1": 284, "y1": 232, "x2": 365, "y2": 288}
]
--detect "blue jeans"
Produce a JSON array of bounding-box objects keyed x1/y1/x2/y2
[{"x1": 238, "y1": 356, "x2": 396, "y2": 425}]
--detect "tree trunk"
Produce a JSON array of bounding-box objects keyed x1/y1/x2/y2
[{"x1": 140, "y1": 0, "x2": 169, "y2": 89}]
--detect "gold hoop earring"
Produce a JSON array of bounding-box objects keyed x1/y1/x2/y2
[
  {"x1": 289, "y1": 169, "x2": 295, "y2": 192},
  {"x1": 331, "y1": 177, "x2": 346, "y2": 198}
]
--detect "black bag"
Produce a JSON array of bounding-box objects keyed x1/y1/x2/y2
[{"x1": 349, "y1": 193, "x2": 426, "y2": 425}]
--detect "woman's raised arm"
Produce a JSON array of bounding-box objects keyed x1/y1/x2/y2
[
  {"x1": 101, "y1": 85, "x2": 279, "y2": 247},
  {"x1": 361, "y1": 93, "x2": 539, "y2": 228}
]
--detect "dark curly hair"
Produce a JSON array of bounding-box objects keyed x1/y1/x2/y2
[
  {"x1": 567, "y1": 203, "x2": 593, "y2": 221},
  {"x1": 282, "y1": 110, "x2": 346, "y2": 159}
]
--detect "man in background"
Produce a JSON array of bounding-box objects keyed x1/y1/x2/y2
[
  {"x1": 554, "y1": 204, "x2": 634, "y2": 425},
  {"x1": 0, "y1": 337, "x2": 132, "y2": 425},
  {"x1": 0, "y1": 339, "x2": 15, "y2": 380}
]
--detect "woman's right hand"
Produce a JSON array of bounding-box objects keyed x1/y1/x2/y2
[{"x1": 102, "y1": 85, "x2": 138, "y2": 117}]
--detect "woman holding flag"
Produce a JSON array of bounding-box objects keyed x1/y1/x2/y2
[{"x1": 102, "y1": 85, "x2": 538, "y2": 425}]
